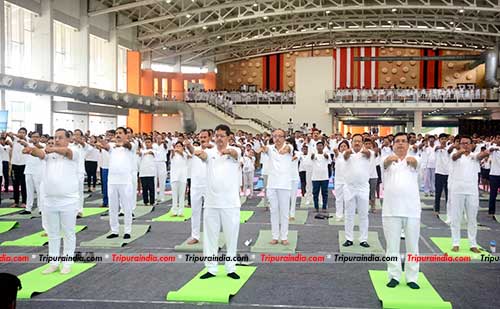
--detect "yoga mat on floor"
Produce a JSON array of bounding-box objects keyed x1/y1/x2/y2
[
  {"x1": 437, "y1": 214, "x2": 490, "y2": 230},
  {"x1": 240, "y1": 211, "x2": 254, "y2": 223},
  {"x1": 430, "y1": 237, "x2": 491, "y2": 260},
  {"x1": 421, "y1": 203, "x2": 434, "y2": 210},
  {"x1": 338, "y1": 231, "x2": 385, "y2": 254},
  {"x1": 329, "y1": 215, "x2": 359, "y2": 226},
  {"x1": 0, "y1": 208, "x2": 22, "y2": 217},
  {"x1": 174, "y1": 233, "x2": 225, "y2": 252},
  {"x1": 0, "y1": 221, "x2": 19, "y2": 233},
  {"x1": 152, "y1": 208, "x2": 193, "y2": 222},
  {"x1": 290, "y1": 210, "x2": 308, "y2": 225},
  {"x1": 495, "y1": 215, "x2": 500, "y2": 224},
  {"x1": 166, "y1": 265, "x2": 256, "y2": 303},
  {"x1": 84, "y1": 199, "x2": 103, "y2": 205},
  {"x1": 1, "y1": 225, "x2": 87, "y2": 247},
  {"x1": 420, "y1": 194, "x2": 444, "y2": 201},
  {"x1": 256, "y1": 200, "x2": 267, "y2": 208},
  {"x1": 299, "y1": 199, "x2": 313, "y2": 209},
  {"x1": 375, "y1": 199, "x2": 382, "y2": 210},
  {"x1": 1, "y1": 211, "x2": 41, "y2": 220},
  {"x1": 100, "y1": 206, "x2": 154, "y2": 221},
  {"x1": 240, "y1": 196, "x2": 247, "y2": 205},
  {"x1": 80, "y1": 224, "x2": 151, "y2": 248},
  {"x1": 250, "y1": 230, "x2": 298, "y2": 253},
  {"x1": 369, "y1": 270, "x2": 452, "y2": 309},
  {"x1": 479, "y1": 195, "x2": 500, "y2": 201},
  {"x1": 81, "y1": 207, "x2": 108, "y2": 218},
  {"x1": 17, "y1": 263, "x2": 96, "y2": 299}
]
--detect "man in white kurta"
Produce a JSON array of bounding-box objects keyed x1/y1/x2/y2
[
  {"x1": 196, "y1": 124, "x2": 241, "y2": 279},
  {"x1": 343, "y1": 134, "x2": 373, "y2": 247},
  {"x1": 27, "y1": 129, "x2": 79, "y2": 275},
  {"x1": 382, "y1": 132, "x2": 421, "y2": 289},
  {"x1": 450, "y1": 136, "x2": 488, "y2": 253},
  {"x1": 20, "y1": 132, "x2": 45, "y2": 214},
  {"x1": 153, "y1": 135, "x2": 168, "y2": 204}
]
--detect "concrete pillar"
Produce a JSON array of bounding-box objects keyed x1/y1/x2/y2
[
  {"x1": 173, "y1": 56, "x2": 181, "y2": 73},
  {"x1": 406, "y1": 121, "x2": 414, "y2": 133},
  {"x1": 110, "y1": 13, "x2": 118, "y2": 91},
  {"x1": 0, "y1": 0, "x2": 5, "y2": 110},
  {"x1": 205, "y1": 60, "x2": 216, "y2": 72},
  {"x1": 332, "y1": 114, "x2": 339, "y2": 134},
  {"x1": 414, "y1": 111, "x2": 423, "y2": 133},
  {"x1": 32, "y1": 0, "x2": 54, "y2": 133},
  {"x1": 78, "y1": 0, "x2": 89, "y2": 87},
  {"x1": 142, "y1": 51, "x2": 152, "y2": 70}
]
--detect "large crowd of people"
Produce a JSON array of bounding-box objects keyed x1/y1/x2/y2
[
  {"x1": 184, "y1": 89, "x2": 296, "y2": 105},
  {"x1": 0, "y1": 126, "x2": 498, "y2": 288},
  {"x1": 328, "y1": 87, "x2": 497, "y2": 103}
]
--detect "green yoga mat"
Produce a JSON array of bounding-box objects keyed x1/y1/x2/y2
[
  {"x1": 166, "y1": 265, "x2": 256, "y2": 303},
  {"x1": 329, "y1": 215, "x2": 359, "y2": 226},
  {"x1": 300, "y1": 198, "x2": 313, "y2": 209},
  {"x1": 369, "y1": 270, "x2": 452, "y2": 309},
  {"x1": 437, "y1": 214, "x2": 490, "y2": 230},
  {"x1": 18, "y1": 263, "x2": 96, "y2": 299},
  {"x1": 256, "y1": 199, "x2": 267, "y2": 208},
  {"x1": 338, "y1": 231, "x2": 385, "y2": 254},
  {"x1": 0, "y1": 221, "x2": 19, "y2": 233},
  {"x1": 430, "y1": 237, "x2": 491, "y2": 260},
  {"x1": 80, "y1": 224, "x2": 150, "y2": 248},
  {"x1": 152, "y1": 208, "x2": 193, "y2": 222},
  {"x1": 250, "y1": 230, "x2": 298, "y2": 253},
  {"x1": 495, "y1": 215, "x2": 500, "y2": 224},
  {"x1": 240, "y1": 211, "x2": 254, "y2": 223},
  {"x1": 0, "y1": 208, "x2": 22, "y2": 217},
  {"x1": 174, "y1": 233, "x2": 225, "y2": 252},
  {"x1": 290, "y1": 210, "x2": 308, "y2": 225},
  {"x1": 1, "y1": 225, "x2": 87, "y2": 247},
  {"x1": 81, "y1": 207, "x2": 108, "y2": 217},
  {"x1": 100, "y1": 206, "x2": 154, "y2": 220},
  {"x1": 1, "y1": 211, "x2": 41, "y2": 220}
]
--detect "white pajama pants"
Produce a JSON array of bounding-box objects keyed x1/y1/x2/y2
[
  {"x1": 109, "y1": 184, "x2": 133, "y2": 234},
  {"x1": 450, "y1": 193, "x2": 478, "y2": 247},
  {"x1": 242, "y1": 172, "x2": 254, "y2": 196},
  {"x1": 424, "y1": 168, "x2": 435, "y2": 193},
  {"x1": 290, "y1": 180, "x2": 299, "y2": 218},
  {"x1": 335, "y1": 183, "x2": 345, "y2": 218},
  {"x1": 190, "y1": 187, "x2": 205, "y2": 240},
  {"x1": 344, "y1": 194, "x2": 369, "y2": 242},
  {"x1": 155, "y1": 162, "x2": 167, "y2": 202},
  {"x1": 171, "y1": 181, "x2": 187, "y2": 215},
  {"x1": 262, "y1": 174, "x2": 269, "y2": 206},
  {"x1": 268, "y1": 188, "x2": 291, "y2": 241},
  {"x1": 305, "y1": 170, "x2": 313, "y2": 203},
  {"x1": 132, "y1": 171, "x2": 138, "y2": 211},
  {"x1": 25, "y1": 173, "x2": 42, "y2": 211},
  {"x1": 203, "y1": 207, "x2": 240, "y2": 274},
  {"x1": 382, "y1": 216, "x2": 420, "y2": 283},
  {"x1": 46, "y1": 206, "x2": 78, "y2": 266},
  {"x1": 78, "y1": 174, "x2": 85, "y2": 212}
]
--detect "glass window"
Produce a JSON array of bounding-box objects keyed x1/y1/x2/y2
[
  {"x1": 117, "y1": 45, "x2": 128, "y2": 92},
  {"x1": 5, "y1": 3, "x2": 34, "y2": 77}
]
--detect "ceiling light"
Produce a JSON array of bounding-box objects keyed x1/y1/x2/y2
[
  {"x1": 391, "y1": 8, "x2": 397, "y2": 12},
  {"x1": 186, "y1": 14, "x2": 192, "y2": 18},
  {"x1": 166, "y1": 0, "x2": 171, "y2": 3},
  {"x1": 326, "y1": 10, "x2": 331, "y2": 14},
  {"x1": 459, "y1": 9, "x2": 464, "y2": 13},
  {"x1": 263, "y1": 16, "x2": 268, "y2": 20},
  {"x1": 449, "y1": 21, "x2": 454, "y2": 25},
  {"x1": 202, "y1": 26, "x2": 207, "y2": 30}
]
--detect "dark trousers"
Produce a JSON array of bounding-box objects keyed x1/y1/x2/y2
[
  {"x1": 12, "y1": 164, "x2": 26, "y2": 204},
  {"x1": 489, "y1": 175, "x2": 500, "y2": 215},
  {"x1": 85, "y1": 161, "x2": 98, "y2": 189},
  {"x1": 100, "y1": 168, "x2": 109, "y2": 206},
  {"x1": 299, "y1": 171, "x2": 307, "y2": 196},
  {"x1": 2, "y1": 161, "x2": 9, "y2": 192},
  {"x1": 140, "y1": 177, "x2": 155, "y2": 204},
  {"x1": 186, "y1": 178, "x2": 191, "y2": 206},
  {"x1": 312, "y1": 180, "x2": 329, "y2": 210},
  {"x1": 434, "y1": 173, "x2": 448, "y2": 212}
]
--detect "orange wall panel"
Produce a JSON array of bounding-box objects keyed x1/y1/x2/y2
[{"x1": 126, "y1": 51, "x2": 141, "y2": 133}]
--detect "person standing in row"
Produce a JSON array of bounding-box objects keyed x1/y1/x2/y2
[
  {"x1": 154, "y1": 135, "x2": 168, "y2": 204},
  {"x1": 84, "y1": 136, "x2": 99, "y2": 193},
  {"x1": 288, "y1": 138, "x2": 300, "y2": 221},
  {"x1": 170, "y1": 141, "x2": 189, "y2": 217},
  {"x1": 139, "y1": 137, "x2": 156, "y2": 206},
  {"x1": 434, "y1": 133, "x2": 450, "y2": 215},
  {"x1": 8, "y1": 128, "x2": 28, "y2": 208},
  {"x1": 382, "y1": 132, "x2": 421, "y2": 289},
  {"x1": 333, "y1": 140, "x2": 349, "y2": 221},
  {"x1": 488, "y1": 135, "x2": 500, "y2": 218},
  {"x1": 241, "y1": 146, "x2": 256, "y2": 199},
  {"x1": 20, "y1": 132, "x2": 44, "y2": 215},
  {"x1": 311, "y1": 141, "x2": 330, "y2": 213}
]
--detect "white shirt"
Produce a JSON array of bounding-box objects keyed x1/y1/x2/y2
[
  {"x1": 189, "y1": 146, "x2": 208, "y2": 188},
  {"x1": 1, "y1": 145, "x2": 10, "y2": 162},
  {"x1": 24, "y1": 143, "x2": 45, "y2": 176},
  {"x1": 435, "y1": 146, "x2": 450, "y2": 175},
  {"x1": 334, "y1": 152, "x2": 347, "y2": 185},
  {"x1": 41, "y1": 151, "x2": 80, "y2": 211},
  {"x1": 170, "y1": 152, "x2": 189, "y2": 183},
  {"x1": 344, "y1": 150, "x2": 373, "y2": 198},
  {"x1": 242, "y1": 155, "x2": 255, "y2": 173},
  {"x1": 266, "y1": 144, "x2": 293, "y2": 190},
  {"x1": 108, "y1": 143, "x2": 134, "y2": 184},
  {"x1": 153, "y1": 143, "x2": 168, "y2": 162},
  {"x1": 11, "y1": 136, "x2": 27, "y2": 165},
  {"x1": 69, "y1": 143, "x2": 89, "y2": 175},
  {"x1": 450, "y1": 153, "x2": 480, "y2": 196},
  {"x1": 290, "y1": 151, "x2": 300, "y2": 181},
  {"x1": 382, "y1": 156, "x2": 421, "y2": 218},
  {"x1": 85, "y1": 145, "x2": 99, "y2": 162},
  {"x1": 204, "y1": 146, "x2": 241, "y2": 208},
  {"x1": 99, "y1": 149, "x2": 110, "y2": 169},
  {"x1": 260, "y1": 152, "x2": 269, "y2": 175},
  {"x1": 139, "y1": 149, "x2": 156, "y2": 177},
  {"x1": 298, "y1": 152, "x2": 312, "y2": 172},
  {"x1": 311, "y1": 152, "x2": 331, "y2": 181},
  {"x1": 490, "y1": 148, "x2": 500, "y2": 176}
]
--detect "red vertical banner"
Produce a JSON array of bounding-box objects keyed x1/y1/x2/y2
[
  {"x1": 364, "y1": 48, "x2": 371, "y2": 89},
  {"x1": 436, "y1": 50, "x2": 442, "y2": 88},
  {"x1": 340, "y1": 48, "x2": 347, "y2": 88},
  {"x1": 427, "y1": 49, "x2": 436, "y2": 88},
  {"x1": 350, "y1": 47, "x2": 355, "y2": 88},
  {"x1": 269, "y1": 55, "x2": 277, "y2": 91},
  {"x1": 375, "y1": 47, "x2": 379, "y2": 88},
  {"x1": 279, "y1": 53, "x2": 285, "y2": 91},
  {"x1": 262, "y1": 57, "x2": 268, "y2": 90},
  {"x1": 419, "y1": 49, "x2": 425, "y2": 88}
]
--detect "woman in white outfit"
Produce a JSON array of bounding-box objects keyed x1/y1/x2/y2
[
  {"x1": 170, "y1": 141, "x2": 189, "y2": 216},
  {"x1": 288, "y1": 138, "x2": 300, "y2": 220},
  {"x1": 333, "y1": 140, "x2": 349, "y2": 221}
]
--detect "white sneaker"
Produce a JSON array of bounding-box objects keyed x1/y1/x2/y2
[
  {"x1": 42, "y1": 264, "x2": 59, "y2": 275},
  {"x1": 60, "y1": 264, "x2": 72, "y2": 274}
]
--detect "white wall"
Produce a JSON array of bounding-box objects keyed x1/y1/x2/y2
[{"x1": 152, "y1": 114, "x2": 182, "y2": 133}]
